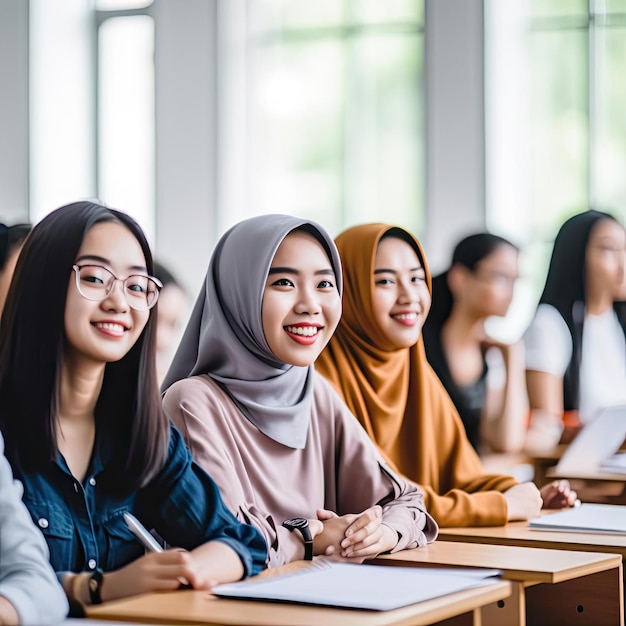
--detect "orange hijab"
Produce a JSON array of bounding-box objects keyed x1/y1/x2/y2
[{"x1": 316, "y1": 224, "x2": 517, "y2": 527}]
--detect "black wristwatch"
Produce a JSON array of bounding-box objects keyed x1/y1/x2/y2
[
  {"x1": 88, "y1": 568, "x2": 104, "y2": 605},
  {"x1": 282, "y1": 517, "x2": 313, "y2": 560}
]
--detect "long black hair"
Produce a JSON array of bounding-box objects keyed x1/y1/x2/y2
[
  {"x1": 0, "y1": 222, "x2": 31, "y2": 270},
  {"x1": 538, "y1": 210, "x2": 626, "y2": 411},
  {"x1": 426, "y1": 233, "x2": 518, "y2": 332},
  {"x1": 0, "y1": 201, "x2": 168, "y2": 494}
]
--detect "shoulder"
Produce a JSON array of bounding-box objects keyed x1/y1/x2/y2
[
  {"x1": 311, "y1": 371, "x2": 350, "y2": 414},
  {"x1": 526, "y1": 304, "x2": 570, "y2": 336},
  {"x1": 310, "y1": 370, "x2": 368, "y2": 437},
  {"x1": 163, "y1": 375, "x2": 226, "y2": 410},
  {"x1": 524, "y1": 304, "x2": 572, "y2": 374}
]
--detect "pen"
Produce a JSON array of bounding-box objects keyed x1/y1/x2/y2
[
  {"x1": 123, "y1": 512, "x2": 191, "y2": 588},
  {"x1": 123, "y1": 512, "x2": 164, "y2": 552}
]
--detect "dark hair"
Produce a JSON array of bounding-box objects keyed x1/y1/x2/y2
[
  {"x1": 426, "y1": 233, "x2": 518, "y2": 330},
  {"x1": 0, "y1": 201, "x2": 168, "y2": 493},
  {"x1": 379, "y1": 227, "x2": 426, "y2": 266},
  {"x1": 539, "y1": 209, "x2": 626, "y2": 410},
  {"x1": 153, "y1": 261, "x2": 182, "y2": 290},
  {"x1": 291, "y1": 223, "x2": 340, "y2": 275},
  {"x1": 0, "y1": 222, "x2": 32, "y2": 269}
]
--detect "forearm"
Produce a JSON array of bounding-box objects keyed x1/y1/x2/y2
[
  {"x1": 379, "y1": 463, "x2": 438, "y2": 547},
  {"x1": 190, "y1": 541, "x2": 245, "y2": 584},
  {"x1": 483, "y1": 344, "x2": 528, "y2": 453}
]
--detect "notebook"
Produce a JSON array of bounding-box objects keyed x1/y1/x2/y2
[
  {"x1": 600, "y1": 451, "x2": 626, "y2": 474},
  {"x1": 213, "y1": 560, "x2": 501, "y2": 611},
  {"x1": 529, "y1": 503, "x2": 626, "y2": 534},
  {"x1": 555, "y1": 405, "x2": 626, "y2": 475}
]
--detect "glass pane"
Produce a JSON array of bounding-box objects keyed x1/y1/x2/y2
[
  {"x1": 528, "y1": 0, "x2": 588, "y2": 18},
  {"x1": 349, "y1": 0, "x2": 424, "y2": 26},
  {"x1": 96, "y1": 0, "x2": 153, "y2": 10},
  {"x1": 528, "y1": 29, "x2": 588, "y2": 240},
  {"x1": 250, "y1": 40, "x2": 345, "y2": 234},
  {"x1": 98, "y1": 15, "x2": 155, "y2": 240},
  {"x1": 600, "y1": 0, "x2": 626, "y2": 14},
  {"x1": 594, "y1": 26, "x2": 626, "y2": 222},
  {"x1": 345, "y1": 33, "x2": 423, "y2": 234},
  {"x1": 252, "y1": 0, "x2": 347, "y2": 34}
]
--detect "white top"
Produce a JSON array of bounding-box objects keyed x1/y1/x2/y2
[
  {"x1": 524, "y1": 303, "x2": 626, "y2": 424},
  {"x1": 0, "y1": 434, "x2": 68, "y2": 624}
]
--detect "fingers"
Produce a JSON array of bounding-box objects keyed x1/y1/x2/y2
[
  {"x1": 142, "y1": 550, "x2": 196, "y2": 587},
  {"x1": 316, "y1": 508, "x2": 338, "y2": 521},
  {"x1": 344, "y1": 506, "x2": 382, "y2": 541},
  {"x1": 342, "y1": 528, "x2": 383, "y2": 557},
  {"x1": 341, "y1": 507, "x2": 383, "y2": 551}
]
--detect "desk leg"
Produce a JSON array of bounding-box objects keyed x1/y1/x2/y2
[
  {"x1": 525, "y1": 566, "x2": 623, "y2": 626},
  {"x1": 480, "y1": 581, "x2": 525, "y2": 626}
]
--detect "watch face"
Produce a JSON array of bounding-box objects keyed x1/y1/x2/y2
[{"x1": 283, "y1": 517, "x2": 309, "y2": 531}]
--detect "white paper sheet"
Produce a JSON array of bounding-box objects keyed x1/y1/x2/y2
[
  {"x1": 556, "y1": 405, "x2": 626, "y2": 474},
  {"x1": 213, "y1": 560, "x2": 501, "y2": 611},
  {"x1": 529, "y1": 503, "x2": 626, "y2": 534}
]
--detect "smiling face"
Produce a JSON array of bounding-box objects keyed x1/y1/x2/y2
[
  {"x1": 262, "y1": 230, "x2": 341, "y2": 366},
  {"x1": 64, "y1": 221, "x2": 151, "y2": 367},
  {"x1": 371, "y1": 236, "x2": 431, "y2": 349}
]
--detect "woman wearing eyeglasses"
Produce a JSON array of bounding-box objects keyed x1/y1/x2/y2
[
  {"x1": 0, "y1": 202, "x2": 265, "y2": 612},
  {"x1": 422, "y1": 234, "x2": 528, "y2": 455}
]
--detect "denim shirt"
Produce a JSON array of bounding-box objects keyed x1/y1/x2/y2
[{"x1": 14, "y1": 426, "x2": 267, "y2": 580}]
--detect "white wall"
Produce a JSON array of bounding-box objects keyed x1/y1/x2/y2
[
  {"x1": 0, "y1": 0, "x2": 29, "y2": 223},
  {"x1": 153, "y1": 0, "x2": 218, "y2": 296},
  {"x1": 424, "y1": 0, "x2": 486, "y2": 274}
]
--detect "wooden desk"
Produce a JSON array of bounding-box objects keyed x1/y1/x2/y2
[
  {"x1": 529, "y1": 444, "x2": 566, "y2": 487},
  {"x1": 85, "y1": 570, "x2": 511, "y2": 626},
  {"x1": 438, "y1": 519, "x2": 626, "y2": 560},
  {"x1": 374, "y1": 540, "x2": 623, "y2": 626}
]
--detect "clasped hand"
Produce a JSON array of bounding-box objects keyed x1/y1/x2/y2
[{"x1": 309, "y1": 506, "x2": 398, "y2": 562}]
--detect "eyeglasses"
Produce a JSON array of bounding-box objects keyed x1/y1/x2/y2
[{"x1": 72, "y1": 264, "x2": 162, "y2": 311}]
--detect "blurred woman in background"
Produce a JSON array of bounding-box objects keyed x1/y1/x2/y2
[
  {"x1": 524, "y1": 210, "x2": 626, "y2": 450},
  {"x1": 423, "y1": 234, "x2": 528, "y2": 454}
]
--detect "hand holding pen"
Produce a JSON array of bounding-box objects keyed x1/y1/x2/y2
[{"x1": 123, "y1": 512, "x2": 192, "y2": 588}]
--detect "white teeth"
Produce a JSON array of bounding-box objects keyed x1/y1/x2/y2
[
  {"x1": 393, "y1": 313, "x2": 417, "y2": 320},
  {"x1": 95, "y1": 322, "x2": 125, "y2": 333},
  {"x1": 286, "y1": 326, "x2": 319, "y2": 337}
]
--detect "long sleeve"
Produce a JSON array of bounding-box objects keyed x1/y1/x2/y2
[
  {"x1": 137, "y1": 426, "x2": 267, "y2": 577},
  {"x1": 0, "y1": 435, "x2": 69, "y2": 625},
  {"x1": 163, "y1": 374, "x2": 437, "y2": 568},
  {"x1": 417, "y1": 368, "x2": 517, "y2": 526},
  {"x1": 163, "y1": 379, "x2": 304, "y2": 567},
  {"x1": 324, "y1": 378, "x2": 438, "y2": 550}
]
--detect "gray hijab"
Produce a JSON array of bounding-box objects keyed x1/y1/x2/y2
[{"x1": 161, "y1": 214, "x2": 343, "y2": 449}]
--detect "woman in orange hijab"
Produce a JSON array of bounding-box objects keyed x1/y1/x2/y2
[{"x1": 316, "y1": 224, "x2": 575, "y2": 527}]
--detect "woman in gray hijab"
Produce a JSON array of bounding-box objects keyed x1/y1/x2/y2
[{"x1": 162, "y1": 214, "x2": 437, "y2": 567}]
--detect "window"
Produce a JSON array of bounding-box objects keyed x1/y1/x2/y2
[
  {"x1": 29, "y1": 0, "x2": 155, "y2": 241},
  {"x1": 98, "y1": 10, "x2": 155, "y2": 240},
  {"x1": 486, "y1": 0, "x2": 626, "y2": 334},
  {"x1": 219, "y1": 0, "x2": 424, "y2": 237}
]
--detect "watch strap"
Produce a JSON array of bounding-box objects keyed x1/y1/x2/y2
[
  {"x1": 282, "y1": 519, "x2": 314, "y2": 560},
  {"x1": 88, "y1": 568, "x2": 104, "y2": 605},
  {"x1": 300, "y1": 525, "x2": 313, "y2": 561}
]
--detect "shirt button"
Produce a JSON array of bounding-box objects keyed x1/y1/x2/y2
[
  {"x1": 89, "y1": 477, "x2": 96, "y2": 486},
  {"x1": 38, "y1": 518, "x2": 49, "y2": 529},
  {"x1": 88, "y1": 559, "x2": 97, "y2": 570}
]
